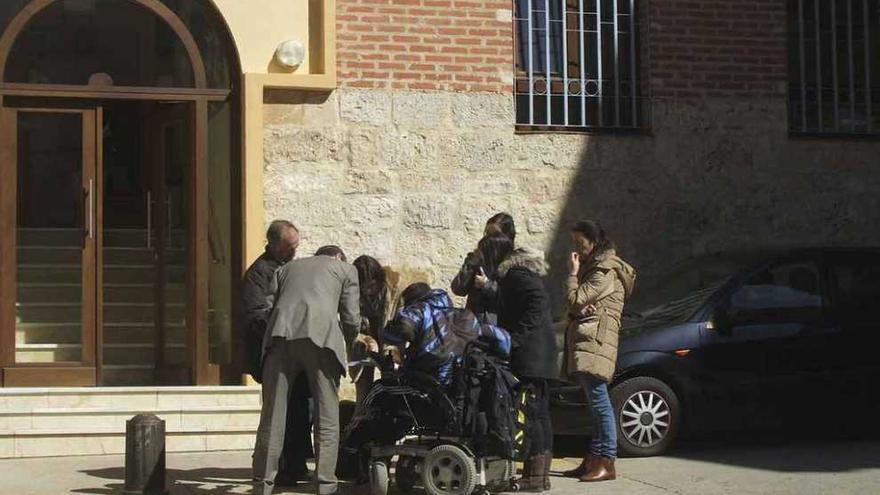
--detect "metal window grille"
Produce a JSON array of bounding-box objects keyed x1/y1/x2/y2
[
  {"x1": 788, "y1": 0, "x2": 880, "y2": 136},
  {"x1": 514, "y1": 0, "x2": 642, "y2": 131}
]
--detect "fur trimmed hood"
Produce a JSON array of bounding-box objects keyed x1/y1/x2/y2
[
  {"x1": 497, "y1": 248, "x2": 548, "y2": 278},
  {"x1": 589, "y1": 249, "x2": 636, "y2": 298}
]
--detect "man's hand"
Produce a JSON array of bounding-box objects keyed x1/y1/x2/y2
[
  {"x1": 382, "y1": 344, "x2": 402, "y2": 365},
  {"x1": 355, "y1": 334, "x2": 379, "y2": 353}
]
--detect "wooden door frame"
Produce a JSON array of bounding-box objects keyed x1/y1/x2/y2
[
  {"x1": 0, "y1": 94, "x2": 219, "y2": 386},
  {"x1": 0, "y1": 0, "x2": 225, "y2": 386},
  {"x1": 0, "y1": 107, "x2": 99, "y2": 387}
]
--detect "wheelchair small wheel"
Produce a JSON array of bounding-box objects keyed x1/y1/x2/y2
[
  {"x1": 421, "y1": 444, "x2": 477, "y2": 495},
  {"x1": 369, "y1": 460, "x2": 390, "y2": 495},
  {"x1": 395, "y1": 455, "x2": 419, "y2": 493},
  {"x1": 508, "y1": 480, "x2": 520, "y2": 492}
]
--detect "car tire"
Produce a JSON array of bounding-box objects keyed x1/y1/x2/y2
[{"x1": 610, "y1": 376, "x2": 681, "y2": 457}]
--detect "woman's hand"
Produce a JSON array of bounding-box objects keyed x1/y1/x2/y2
[
  {"x1": 568, "y1": 252, "x2": 581, "y2": 276},
  {"x1": 578, "y1": 304, "x2": 597, "y2": 319},
  {"x1": 474, "y1": 267, "x2": 488, "y2": 289},
  {"x1": 355, "y1": 334, "x2": 379, "y2": 353}
]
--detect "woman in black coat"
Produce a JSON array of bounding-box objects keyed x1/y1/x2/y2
[
  {"x1": 484, "y1": 233, "x2": 557, "y2": 492},
  {"x1": 451, "y1": 212, "x2": 517, "y2": 324}
]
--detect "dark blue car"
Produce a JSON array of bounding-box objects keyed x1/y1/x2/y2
[{"x1": 551, "y1": 248, "x2": 880, "y2": 457}]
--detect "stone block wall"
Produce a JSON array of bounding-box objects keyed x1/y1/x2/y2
[
  {"x1": 263, "y1": 0, "x2": 880, "y2": 313},
  {"x1": 263, "y1": 88, "x2": 880, "y2": 313}
]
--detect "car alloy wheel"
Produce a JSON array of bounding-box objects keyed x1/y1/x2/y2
[{"x1": 620, "y1": 390, "x2": 670, "y2": 448}]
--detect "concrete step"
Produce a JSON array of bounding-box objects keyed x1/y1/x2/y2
[
  {"x1": 16, "y1": 302, "x2": 186, "y2": 325},
  {"x1": 102, "y1": 343, "x2": 188, "y2": 366},
  {"x1": 102, "y1": 323, "x2": 187, "y2": 345},
  {"x1": 17, "y1": 246, "x2": 185, "y2": 265},
  {"x1": 17, "y1": 264, "x2": 186, "y2": 285},
  {"x1": 0, "y1": 387, "x2": 263, "y2": 458},
  {"x1": 14, "y1": 343, "x2": 188, "y2": 365},
  {"x1": 1, "y1": 404, "x2": 260, "y2": 432},
  {"x1": 13, "y1": 344, "x2": 82, "y2": 363},
  {"x1": 17, "y1": 228, "x2": 185, "y2": 249},
  {"x1": 18, "y1": 283, "x2": 186, "y2": 308},
  {"x1": 0, "y1": 386, "x2": 261, "y2": 412},
  {"x1": 15, "y1": 322, "x2": 187, "y2": 345},
  {"x1": 101, "y1": 366, "x2": 155, "y2": 386},
  {"x1": 15, "y1": 323, "x2": 80, "y2": 345}
]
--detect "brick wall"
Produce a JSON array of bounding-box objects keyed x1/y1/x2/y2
[
  {"x1": 648, "y1": 0, "x2": 788, "y2": 99},
  {"x1": 337, "y1": 0, "x2": 789, "y2": 99},
  {"x1": 336, "y1": 0, "x2": 514, "y2": 92}
]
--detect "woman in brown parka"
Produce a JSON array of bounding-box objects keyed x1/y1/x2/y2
[{"x1": 562, "y1": 221, "x2": 635, "y2": 483}]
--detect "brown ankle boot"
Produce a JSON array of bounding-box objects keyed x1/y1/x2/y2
[
  {"x1": 542, "y1": 451, "x2": 553, "y2": 490},
  {"x1": 579, "y1": 457, "x2": 616, "y2": 482},
  {"x1": 562, "y1": 453, "x2": 595, "y2": 478},
  {"x1": 518, "y1": 453, "x2": 546, "y2": 492}
]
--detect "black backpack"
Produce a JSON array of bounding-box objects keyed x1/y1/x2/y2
[{"x1": 458, "y1": 347, "x2": 520, "y2": 459}]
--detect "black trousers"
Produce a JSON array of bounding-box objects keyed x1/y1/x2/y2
[
  {"x1": 278, "y1": 373, "x2": 314, "y2": 476},
  {"x1": 522, "y1": 378, "x2": 554, "y2": 454}
]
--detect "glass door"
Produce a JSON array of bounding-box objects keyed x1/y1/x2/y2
[{"x1": 0, "y1": 108, "x2": 99, "y2": 386}]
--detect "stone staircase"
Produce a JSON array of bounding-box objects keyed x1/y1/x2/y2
[
  {"x1": 0, "y1": 386, "x2": 261, "y2": 458},
  {"x1": 15, "y1": 228, "x2": 188, "y2": 385}
]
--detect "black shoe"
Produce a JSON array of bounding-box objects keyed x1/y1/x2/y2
[{"x1": 275, "y1": 469, "x2": 312, "y2": 486}]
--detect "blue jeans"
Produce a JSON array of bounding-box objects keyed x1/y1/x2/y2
[{"x1": 576, "y1": 373, "x2": 617, "y2": 459}]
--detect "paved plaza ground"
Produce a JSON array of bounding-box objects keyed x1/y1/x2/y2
[{"x1": 1, "y1": 437, "x2": 878, "y2": 495}]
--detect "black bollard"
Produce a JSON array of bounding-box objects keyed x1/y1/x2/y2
[{"x1": 123, "y1": 413, "x2": 168, "y2": 495}]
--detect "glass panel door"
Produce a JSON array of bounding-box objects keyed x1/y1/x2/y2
[{"x1": 1, "y1": 108, "x2": 98, "y2": 386}]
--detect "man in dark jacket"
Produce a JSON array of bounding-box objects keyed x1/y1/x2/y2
[{"x1": 241, "y1": 220, "x2": 312, "y2": 486}]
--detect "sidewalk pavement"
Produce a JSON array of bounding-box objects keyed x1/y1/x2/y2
[{"x1": 0, "y1": 439, "x2": 878, "y2": 494}]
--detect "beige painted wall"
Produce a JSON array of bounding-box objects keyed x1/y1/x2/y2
[{"x1": 213, "y1": 0, "x2": 312, "y2": 74}]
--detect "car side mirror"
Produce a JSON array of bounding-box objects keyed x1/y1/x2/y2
[{"x1": 710, "y1": 308, "x2": 733, "y2": 335}]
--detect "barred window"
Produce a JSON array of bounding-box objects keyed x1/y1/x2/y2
[
  {"x1": 514, "y1": 0, "x2": 643, "y2": 131},
  {"x1": 788, "y1": 0, "x2": 880, "y2": 136}
]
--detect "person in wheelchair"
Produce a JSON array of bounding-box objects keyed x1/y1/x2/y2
[
  {"x1": 381, "y1": 283, "x2": 511, "y2": 383},
  {"x1": 339, "y1": 283, "x2": 511, "y2": 482}
]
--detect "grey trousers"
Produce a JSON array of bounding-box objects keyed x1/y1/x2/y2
[{"x1": 252, "y1": 338, "x2": 341, "y2": 495}]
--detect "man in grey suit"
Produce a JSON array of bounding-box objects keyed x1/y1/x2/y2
[{"x1": 252, "y1": 245, "x2": 362, "y2": 495}]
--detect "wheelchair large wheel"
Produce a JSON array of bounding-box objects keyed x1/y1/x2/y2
[
  {"x1": 395, "y1": 455, "x2": 419, "y2": 493},
  {"x1": 421, "y1": 444, "x2": 477, "y2": 495},
  {"x1": 369, "y1": 460, "x2": 390, "y2": 495}
]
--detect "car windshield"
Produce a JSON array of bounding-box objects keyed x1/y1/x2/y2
[{"x1": 625, "y1": 253, "x2": 762, "y2": 325}]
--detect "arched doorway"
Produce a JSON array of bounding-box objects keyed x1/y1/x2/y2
[{"x1": 0, "y1": 0, "x2": 241, "y2": 387}]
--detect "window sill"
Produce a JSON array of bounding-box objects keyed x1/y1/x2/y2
[
  {"x1": 514, "y1": 125, "x2": 653, "y2": 136},
  {"x1": 788, "y1": 131, "x2": 880, "y2": 141}
]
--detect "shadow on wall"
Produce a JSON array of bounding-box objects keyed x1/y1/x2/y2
[{"x1": 542, "y1": 98, "x2": 880, "y2": 314}]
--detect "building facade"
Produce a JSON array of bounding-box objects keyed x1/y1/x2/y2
[{"x1": 0, "y1": 0, "x2": 878, "y2": 389}]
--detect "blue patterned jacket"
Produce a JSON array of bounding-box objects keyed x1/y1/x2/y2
[{"x1": 383, "y1": 289, "x2": 511, "y2": 384}]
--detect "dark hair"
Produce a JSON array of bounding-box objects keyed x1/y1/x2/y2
[
  {"x1": 401, "y1": 282, "x2": 431, "y2": 307},
  {"x1": 485, "y1": 212, "x2": 516, "y2": 243},
  {"x1": 477, "y1": 232, "x2": 515, "y2": 278},
  {"x1": 353, "y1": 255, "x2": 388, "y2": 323},
  {"x1": 315, "y1": 245, "x2": 347, "y2": 262},
  {"x1": 571, "y1": 220, "x2": 614, "y2": 253},
  {"x1": 266, "y1": 219, "x2": 298, "y2": 246}
]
